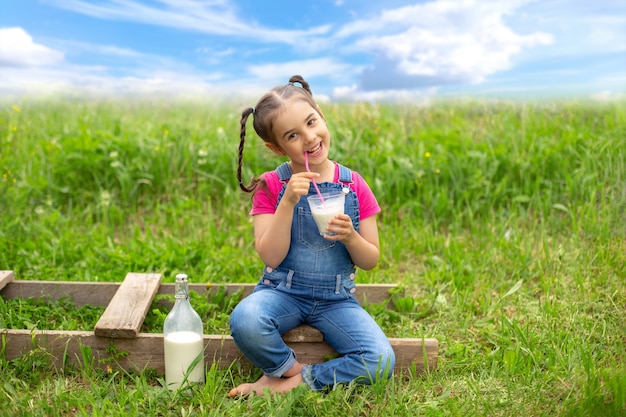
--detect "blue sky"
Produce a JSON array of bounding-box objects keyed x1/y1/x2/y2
[{"x1": 1, "y1": 0, "x2": 625, "y2": 101}]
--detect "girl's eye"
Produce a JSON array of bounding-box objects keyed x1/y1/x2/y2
[
  {"x1": 288, "y1": 132, "x2": 298, "y2": 140},
  {"x1": 307, "y1": 118, "x2": 316, "y2": 126}
]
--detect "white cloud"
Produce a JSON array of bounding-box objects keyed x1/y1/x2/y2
[
  {"x1": 246, "y1": 58, "x2": 357, "y2": 83},
  {"x1": 0, "y1": 27, "x2": 65, "y2": 67},
  {"x1": 0, "y1": 63, "x2": 236, "y2": 98},
  {"x1": 49, "y1": 0, "x2": 331, "y2": 45},
  {"x1": 196, "y1": 46, "x2": 236, "y2": 65},
  {"x1": 335, "y1": 0, "x2": 553, "y2": 92},
  {"x1": 0, "y1": 28, "x2": 235, "y2": 98},
  {"x1": 333, "y1": 83, "x2": 437, "y2": 103},
  {"x1": 590, "y1": 90, "x2": 626, "y2": 102},
  {"x1": 505, "y1": 1, "x2": 626, "y2": 63}
]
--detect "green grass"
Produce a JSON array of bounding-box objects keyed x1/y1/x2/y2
[
  {"x1": 0, "y1": 297, "x2": 105, "y2": 331},
  {"x1": 1, "y1": 98, "x2": 625, "y2": 416}
]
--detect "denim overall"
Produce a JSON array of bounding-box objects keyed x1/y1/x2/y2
[{"x1": 230, "y1": 162, "x2": 395, "y2": 390}]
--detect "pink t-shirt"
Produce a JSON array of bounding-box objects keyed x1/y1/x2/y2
[{"x1": 250, "y1": 163, "x2": 381, "y2": 220}]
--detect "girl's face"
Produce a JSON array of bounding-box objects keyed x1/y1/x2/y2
[{"x1": 268, "y1": 99, "x2": 330, "y2": 170}]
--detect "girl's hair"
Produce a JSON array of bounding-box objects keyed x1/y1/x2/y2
[{"x1": 237, "y1": 74, "x2": 317, "y2": 193}]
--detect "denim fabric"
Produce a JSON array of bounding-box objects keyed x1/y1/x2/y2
[{"x1": 230, "y1": 164, "x2": 396, "y2": 390}]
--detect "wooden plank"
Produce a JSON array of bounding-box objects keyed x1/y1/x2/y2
[
  {"x1": 1, "y1": 329, "x2": 437, "y2": 374},
  {"x1": 0, "y1": 281, "x2": 119, "y2": 307},
  {"x1": 0, "y1": 270, "x2": 14, "y2": 291},
  {"x1": 1, "y1": 281, "x2": 398, "y2": 307},
  {"x1": 390, "y1": 337, "x2": 439, "y2": 373},
  {"x1": 282, "y1": 324, "x2": 324, "y2": 343},
  {"x1": 94, "y1": 273, "x2": 162, "y2": 339}
]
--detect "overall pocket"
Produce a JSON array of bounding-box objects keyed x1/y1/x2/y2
[{"x1": 297, "y1": 206, "x2": 336, "y2": 251}]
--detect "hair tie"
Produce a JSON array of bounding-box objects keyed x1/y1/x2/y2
[{"x1": 251, "y1": 107, "x2": 256, "y2": 114}]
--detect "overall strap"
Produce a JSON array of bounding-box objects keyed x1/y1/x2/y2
[
  {"x1": 276, "y1": 161, "x2": 352, "y2": 183},
  {"x1": 275, "y1": 162, "x2": 293, "y2": 182},
  {"x1": 337, "y1": 164, "x2": 353, "y2": 184}
]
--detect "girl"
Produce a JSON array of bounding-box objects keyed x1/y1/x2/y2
[{"x1": 229, "y1": 75, "x2": 395, "y2": 396}]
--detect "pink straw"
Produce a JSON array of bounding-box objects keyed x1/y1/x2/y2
[{"x1": 304, "y1": 151, "x2": 325, "y2": 205}]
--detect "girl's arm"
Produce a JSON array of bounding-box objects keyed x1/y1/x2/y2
[
  {"x1": 253, "y1": 171, "x2": 319, "y2": 268},
  {"x1": 327, "y1": 214, "x2": 380, "y2": 270},
  {"x1": 252, "y1": 207, "x2": 292, "y2": 268}
]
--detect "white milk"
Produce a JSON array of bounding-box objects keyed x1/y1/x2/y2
[
  {"x1": 311, "y1": 205, "x2": 343, "y2": 235},
  {"x1": 307, "y1": 191, "x2": 346, "y2": 235},
  {"x1": 164, "y1": 331, "x2": 205, "y2": 390}
]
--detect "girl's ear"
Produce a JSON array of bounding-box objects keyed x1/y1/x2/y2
[{"x1": 265, "y1": 142, "x2": 285, "y2": 155}]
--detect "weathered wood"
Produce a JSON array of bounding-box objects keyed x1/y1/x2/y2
[
  {"x1": 0, "y1": 274, "x2": 438, "y2": 374},
  {"x1": 1, "y1": 329, "x2": 437, "y2": 374},
  {"x1": 0, "y1": 280, "x2": 120, "y2": 306},
  {"x1": 0, "y1": 270, "x2": 14, "y2": 291},
  {"x1": 282, "y1": 324, "x2": 324, "y2": 343},
  {"x1": 94, "y1": 273, "x2": 162, "y2": 339},
  {"x1": 392, "y1": 337, "x2": 439, "y2": 373},
  {"x1": 1, "y1": 281, "x2": 396, "y2": 307},
  {"x1": 1, "y1": 329, "x2": 240, "y2": 373}
]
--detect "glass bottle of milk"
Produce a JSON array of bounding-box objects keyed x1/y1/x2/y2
[{"x1": 163, "y1": 273, "x2": 205, "y2": 391}]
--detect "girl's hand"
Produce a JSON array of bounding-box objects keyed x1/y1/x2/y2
[
  {"x1": 325, "y1": 214, "x2": 357, "y2": 242},
  {"x1": 281, "y1": 172, "x2": 320, "y2": 206}
]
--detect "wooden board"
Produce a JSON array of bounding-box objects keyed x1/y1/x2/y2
[
  {"x1": 0, "y1": 280, "x2": 120, "y2": 306},
  {"x1": 1, "y1": 329, "x2": 438, "y2": 374},
  {"x1": 94, "y1": 273, "x2": 162, "y2": 339},
  {"x1": 0, "y1": 270, "x2": 14, "y2": 291},
  {"x1": 1, "y1": 280, "x2": 397, "y2": 308},
  {"x1": 282, "y1": 324, "x2": 323, "y2": 342},
  {"x1": 0, "y1": 272, "x2": 438, "y2": 374}
]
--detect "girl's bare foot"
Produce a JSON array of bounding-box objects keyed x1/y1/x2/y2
[{"x1": 228, "y1": 373, "x2": 304, "y2": 397}]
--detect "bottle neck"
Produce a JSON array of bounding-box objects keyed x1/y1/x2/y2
[{"x1": 174, "y1": 278, "x2": 189, "y2": 301}]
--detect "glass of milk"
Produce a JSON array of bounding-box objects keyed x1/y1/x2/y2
[{"x1": 307, "y1": 191, "x2": 346, "y2": 235}]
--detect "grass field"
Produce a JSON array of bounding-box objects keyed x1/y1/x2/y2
[{"x1": 1, "y1": 98, "x2": 625, "y2": 416}]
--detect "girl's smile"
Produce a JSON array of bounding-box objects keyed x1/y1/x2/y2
[{"x1": 306, "y1": 142, "x2": 323, "y2": 157}]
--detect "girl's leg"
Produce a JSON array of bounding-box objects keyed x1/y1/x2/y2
[
  {"x1": 230, "y1": 289, "x2": 302, "y2": 377},
  {"x1": 229, "y1": 288, "x2": 305, "y2": 376},
  {"x1": 304, "y1": 299, "x2": 396, "y2": 390},
  {"x1": 229, "y1": 289, "x2": 308, "y2": 396}
]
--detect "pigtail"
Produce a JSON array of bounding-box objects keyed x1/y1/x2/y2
[
  {"x1": 237, "y1": 107, "x2": 260, "y2": 193},
  {"x1": 288, "y1": 75, "x2": 313, "y2": 96},
  {"x1": 237, "y1": 75, "x2": 315, "y2": 194}
]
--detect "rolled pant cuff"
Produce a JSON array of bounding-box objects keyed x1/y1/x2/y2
[
  {"x1": 263, "y1": 350, "x2": 297, "y2": 378},
  {"x1": 301, "y1": 364, "x2": 322, "y2": 391}
]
